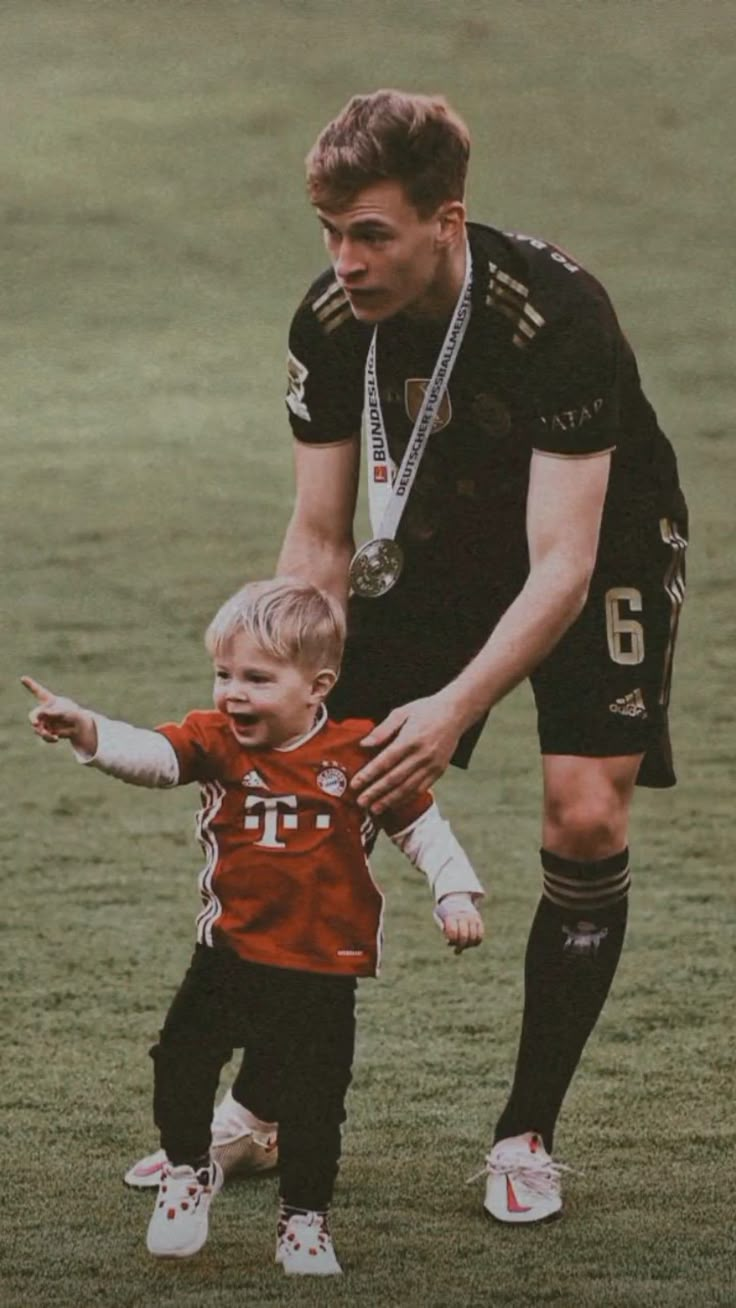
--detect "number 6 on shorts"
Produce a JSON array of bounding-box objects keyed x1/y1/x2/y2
[{"x1": 605, "y1": 587, "x2": 645, "y2": 666}]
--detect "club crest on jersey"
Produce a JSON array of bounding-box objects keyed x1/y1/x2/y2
[
  {"x1": 316, "y1": 763, "x2": 348, "y2": 797},
  {"x1": 404, "y1": 379, "x2": 452, "y2": 433}
]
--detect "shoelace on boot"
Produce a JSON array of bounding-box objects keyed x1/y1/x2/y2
[
  {"x1": 278, "y1": 1208, "x2": 331, "y2": 1251},
  {"x1": 158, "y1": 1165, "x2": 214, "y2": 1215},
  {"x1": 466, "y1": 1150, "x2": 572, "y2": 1190}
]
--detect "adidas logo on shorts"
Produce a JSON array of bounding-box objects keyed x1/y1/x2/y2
[{"x1": 608, "y1": 689, "x2": 647, "y2": 719}]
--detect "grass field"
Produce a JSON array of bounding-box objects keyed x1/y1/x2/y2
[{"x1": 2, "y1": 2, "x2": 734, "y2": 1305}]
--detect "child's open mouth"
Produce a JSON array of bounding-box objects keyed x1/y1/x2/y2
[{"x1": 229, "y1": 711, "x2": 259, "y2": 728}]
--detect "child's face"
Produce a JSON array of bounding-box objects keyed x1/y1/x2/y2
[{"x1": 212, "y1": 630, "x2": 334, "y2": 750}]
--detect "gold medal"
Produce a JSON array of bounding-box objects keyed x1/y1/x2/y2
[{"x1": 349, "y1": 538, "x2": 404, "y2": 598}]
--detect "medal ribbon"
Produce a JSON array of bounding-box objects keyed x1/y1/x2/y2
[{"x1": 361, "y1": 238, "x2": 473, "y2": 540}]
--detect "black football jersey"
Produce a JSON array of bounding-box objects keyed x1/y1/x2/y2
[{"x1": 285, "y1": 222, "x2": 683, "y2": 628}]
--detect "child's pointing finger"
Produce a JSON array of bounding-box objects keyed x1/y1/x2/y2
[{"x1": 20, "y1": 675, "x2": 55, "y2": 703}]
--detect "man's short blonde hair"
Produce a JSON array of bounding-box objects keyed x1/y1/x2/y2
[
  {"x1": 205, "y1": 578, "x2": 346, "y2": 673},
  {"x1": 306, "y1": 89, "x2": 470, "y2": 217}
]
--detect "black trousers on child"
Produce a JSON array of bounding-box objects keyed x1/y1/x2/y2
[{"x1": 150, "y1": 944, "x2": 356, "y2": 1212}]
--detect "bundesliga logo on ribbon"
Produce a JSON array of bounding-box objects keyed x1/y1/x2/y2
[{"x1": 374, "y1": 465, "x2": 388, "y2": 482}]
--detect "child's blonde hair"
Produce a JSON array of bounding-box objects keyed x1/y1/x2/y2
[{"x1": 205, "y1": 578, "x2": 346, "y2": 673}]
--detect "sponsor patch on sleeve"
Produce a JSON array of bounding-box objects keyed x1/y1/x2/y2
[
  {"x1": 286, "y1": 349, "x2": 311, "y2": 422},
  {"x1": 539, "y1": 396, "x2": 605, "y2": 434}
]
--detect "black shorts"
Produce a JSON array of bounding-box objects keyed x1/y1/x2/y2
[{"x1": 328, "y1": 505, "x2": 687, "y2": 789}]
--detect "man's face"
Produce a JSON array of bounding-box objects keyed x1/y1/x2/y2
[
  {"x1": 212, "y1": 631, "x2": 330, "y2": 750},
  {"x1": 316, "y1": 179, "x2": 451, "y2": 323}
]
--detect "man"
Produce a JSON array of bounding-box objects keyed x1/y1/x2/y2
[
  {"x1": 278, "y1": 89, "x2": 687, "y2": 1225},
  {"x1": 127, "y1": 89, "x2": 687, "y2": 1224}
]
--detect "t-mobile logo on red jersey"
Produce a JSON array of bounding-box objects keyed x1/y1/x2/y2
[{"x1": 243, "y1": 794, "x2": 332, "y2": 849}]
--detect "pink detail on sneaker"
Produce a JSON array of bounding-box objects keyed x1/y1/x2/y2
[
  {"x1": 505, "y1": 1176, "x2": 532, "y2": 1214},
  {"x1": 136, "y1": 1160, "x2": 165, "y2": 1177}
]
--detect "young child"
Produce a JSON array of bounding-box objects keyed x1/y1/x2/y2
[{"x1": 23, "y1": 578, "x2": 484, "y2": 1276}]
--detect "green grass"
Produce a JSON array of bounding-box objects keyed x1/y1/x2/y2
[{"x1": 2, "y1": 2, "x2": 734, "y2": 1304}]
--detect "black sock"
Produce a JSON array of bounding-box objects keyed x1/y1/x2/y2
[{"x1": 493, "y1": 849, "x2": 629, "y2": 1152}]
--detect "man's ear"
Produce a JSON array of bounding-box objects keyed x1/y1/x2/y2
[
  {"x1": 311, "y1": 667, "x2": 339, "y2": 702},
  {"x1": 435, "y1": 200, "x2": 466, "y2": 250}
]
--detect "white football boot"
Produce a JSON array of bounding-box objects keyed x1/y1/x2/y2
[
  {"x1": 124, "y1": 1089, "x2": 278, "y2": 1188},
  {"x1": 481, "y1": 1131, "x2": 566, "y2": 1224},
  {"x1": 146, "y1": 1159, "x2": 223, "y2": 1258},
  {"x1": 209, "y1": 1089, "x2": 278, "y2": 1177},
  {"x1": 276, "y1": 1209, "x2": 343, "y2": 1276}
]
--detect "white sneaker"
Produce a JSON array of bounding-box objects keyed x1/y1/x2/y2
[
  {"x1": 146, "y1": 1160, "x2": 223, "y2": 1258},
  {"x1": 125, "y1": 1147, "x2": 169, "y2": 1189},
  {"x1": 481, "y1": 1132, "x2": 566, "y2": 1224},
  {"x1": 276, "y1": 1210, "x2": 342, "y2": 1276},
  {"x1": 124, "y1": 1092, "x2": 278, "y2": 1189}
]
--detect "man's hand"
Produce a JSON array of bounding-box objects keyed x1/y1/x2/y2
[
  {"x1": 21, "y1": 676, "x2": 98, "y2": 755},
  {"x1": 353, "y1": 693, "x2": 464, "y2": 812},
  {"x1": 435, "y1": 893, "x2": 484, "y2": 954}
]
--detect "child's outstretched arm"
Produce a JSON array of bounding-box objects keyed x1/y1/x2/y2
[
  {"x1": 385, "y1": 801, "x2": 485, "y2": 955},
  {"x1": 21, "y1": 676, "x2": 179, "y2": 787},
  {"x1": 22, "y1": 676, "x2": 98, "y2": 754}
]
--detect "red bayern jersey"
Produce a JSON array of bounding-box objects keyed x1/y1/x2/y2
[{"x1": 156, "y1": 709, "x2": 432, "y2": 977}]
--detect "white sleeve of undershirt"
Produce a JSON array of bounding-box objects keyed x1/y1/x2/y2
[
  {"x1": 71, "y1": 714, "x2": 181, "y2": 787},
  {"x1": 388, "y1": 802, "x2": 484, "y2": 903}
]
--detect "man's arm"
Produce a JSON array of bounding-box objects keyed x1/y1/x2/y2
[
  {"x1": 277, "y1": 436, "x2": 360, "y2": 609},
  {"x1": 353, "y1": 448, "x2": 611, "y2": 809},
  {"x1": 430, "y1": 448, "x2": 611, "y2": 731}
]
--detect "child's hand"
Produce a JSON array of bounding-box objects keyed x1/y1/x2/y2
[
  {"x1": 435, "y1": 893, "x2": 484, "y2": 954},
  {"x1": 21, "y1": 676, "x2": 97, "y2": 754}
]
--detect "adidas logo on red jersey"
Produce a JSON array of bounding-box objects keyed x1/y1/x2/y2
[{"x1": 242, "y1": 769, "x2": 269, "y2": 790}]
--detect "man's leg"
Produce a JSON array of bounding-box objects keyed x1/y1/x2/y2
[
  {"x1": 484, "y1": 507, "x2": 686, "y2": 1221},
  {"x1": 486, "y1": 754, "x2": 638, "y2": 1222}
]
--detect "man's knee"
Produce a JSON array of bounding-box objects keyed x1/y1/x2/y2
[
  {"x1": 544, "y1": 792, "x2": 625, "y2": 858},
  {"x1": 542, "y1": 756, "x2": 639, "y2": 860}
]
